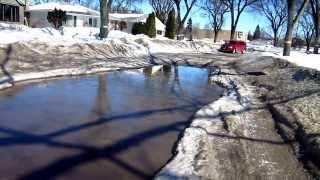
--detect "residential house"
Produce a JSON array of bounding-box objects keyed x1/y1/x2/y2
[
  {"x1": 109, "y1": 13, "x2": 166, "y2": 36},
  {"x1": 213, "y1": 30, "x2": 247, "y2": 41},
  {"x1": 27, "y1": 3, "x2": 166, "y2": 36},
  {"x1": 0, "y1": 0, "x2": 26, "y2": 24},
  {"x1": 28, "y1": 3, "x2": 100, "y2": 28}
]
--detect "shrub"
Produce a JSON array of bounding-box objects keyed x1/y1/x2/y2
[
  {"x1": 253, "y1": 25, "x2": 261, "y2": 40},
  {"x1": 47, "y1": 8, "x2": 66, "y2": 29},
  {"x1": 132, "y1": 22, "x2": 146, "y2": 35},
  {"x1": 145, "y1": 12, "x2": 156, "y2": 38},
  {"x1": 165, "y1": 9, "x2": 176, "y2": 39}
]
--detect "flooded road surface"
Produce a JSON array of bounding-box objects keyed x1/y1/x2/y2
[{"x1": 0, "y1": 65, "x2": 223, "y2": 180}]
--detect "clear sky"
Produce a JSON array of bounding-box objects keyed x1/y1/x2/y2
[{"x1": 139, "y1": 2, "x2": 268, "y2": 33}]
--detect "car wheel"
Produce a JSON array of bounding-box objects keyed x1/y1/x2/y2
[{"x1": 233, "y1": 49, "x2": 236, "y2": 54}]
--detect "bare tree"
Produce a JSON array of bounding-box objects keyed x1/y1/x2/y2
[
  {"x1": 310, "y1": 0, "x2": 320, "y2": 54},
  {"x1": 254, "y1": 0, "x2": 286, "y2": 46},
  {"x1": 283, "y1": 0, "x2": 309, "y2": 56},
  {"x1": 111, "y1": 0, "x2": 142, "y2": 12},
  {"x1": 173, "y1": 0, "x2": 197, "y2": 38},
  {"x1": 191, "y1": 22, "x2": 201, "y2": 39},
  {"x1": 149, "y1": 0, "x2": 174, "y2": 24},
  {"x1": 99, "y1": 0, "x2": 140, "y2": 38},
  {"x1": 99, "y1": 0, "x2": 112, "y2": 38},
  {"x1": 201, "y1": 0, "x2": 228, "y2": 42},
  {"x1": 222, "y1": 0, "x2": 258, "y2": 40},
  {"x1": 298, "y1": 11, "x2": 314, "y2": 52},
  {"x1": 112, "y1": 0, "x2": 131, "y2": 10}
]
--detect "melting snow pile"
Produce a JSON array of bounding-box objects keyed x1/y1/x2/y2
[{"x1": 0, "y1": 23, "x2": 218, "y2": 55}]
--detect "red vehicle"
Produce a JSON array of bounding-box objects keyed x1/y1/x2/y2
[{"x1": 220, "y1": 40, "x2": 247, "y2": 54}]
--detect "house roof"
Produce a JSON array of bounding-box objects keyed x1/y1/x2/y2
[
  {"x1": 16, "y1": 0, "x2": 26, "y2": 6},
  {"x1": 28, "y1": 3, "x2": 99, "y2": 16},
  {"x1": 109, "y1": 13, "x2": 166, "y2": 31}
]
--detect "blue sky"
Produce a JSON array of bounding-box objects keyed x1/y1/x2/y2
[{"x1": 139, "y1": 2, "x2": 268, "y2": 33}]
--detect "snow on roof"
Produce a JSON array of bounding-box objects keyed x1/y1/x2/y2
[
  {"x1": 16, "y1": 0, "x2": 26, "y2": 6},
  {"x1": 28, "y1": 3, "x2": 166, "y2": 31},
  {"x1": 28, "y1": 3, "x2": 99, "y2": 16}
]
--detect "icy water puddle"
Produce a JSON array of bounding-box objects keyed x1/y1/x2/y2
[{"x1": 0, "y1": 65, "x2": 223, "y2": 180}]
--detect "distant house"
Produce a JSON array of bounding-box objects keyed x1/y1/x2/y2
[
  {"x1": 0, "y1": 0, "x2": 26, "y2": 24},
  {"x1": 214, "y1": 30, "x2": 247, "y2": 41},
  {"x1": 109, "y1": 13, "x2": 166, "y2": 36},
  {"x1": 190, "y1": 28, "x2": 247, "y2": 41},
  {"x1": 28, "y1": 3, "x2": 100, "y2": 28},
  {"x1": 28, "y1": 3, "x2": 166, "y2": 36}
]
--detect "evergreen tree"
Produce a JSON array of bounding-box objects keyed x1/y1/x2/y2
[
  {"x1": 165, "y1": 9, "x2": 176, "y2": 39},
  {"x1": 132, "y1": 22, "x2": 146, "y2": 35},
  {"x1": 247, "y1": 31, "x2": 253, "y2": 41},
  {"x1": 47, "y1": 8, "x2": 66, "y2": 29},
  {"x1": 253, "y1": 25, "x2": 261, "y2": 40},
  {"x1": 145, "y1": 12, "x2": 156, "y2": 38}
]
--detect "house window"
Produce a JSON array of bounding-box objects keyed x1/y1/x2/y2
[
  {"x1": 157, "y1": 30, "x2": 162, "y2": 35},
  {"x1": 0, "y1": 4, "x2": 3, "y2": 21},
  {"x1": 93, "y1": 18, "x2": 97, "y2": 27},
  {"x1": 89, "y1": 18, "x2": 92, "y2": 27},
  {"x1": 65, "y1": 15, "x2": 73, "y2": 27},
  {"x1": 0, "y1": 3, "x2": 20, "y2": 22},
  {"x1": 73, "y1": 16, "x2": 77, "y2": 27}
]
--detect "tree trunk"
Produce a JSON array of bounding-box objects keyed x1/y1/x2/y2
[
  {"x1": 99, "y1": 0, "x2": 108, "y2": 39},
  {"x1": 314, "y1": 24, "x2": 320, "y2": 54},
  {"x1": 283, "y1": 28, "x2": 293, "y2": 56},
  {"x1": 176, "y1": 5, "x2": 183, "y2": 39},
  {"x1": 313, "y1": 3, "x2": 320, "y2": 54},
  {"x1": 273, "y1": 36, "x2": 278, "y2": 47},
  {"x1": 99, "y1": 0, "x2": 112, "y2": 39},
  {"x1": 214, "y1": 30, "x2": 219, "y2": 42},
  {"x1": 230, "y1": 26, "x2": 236, "y2": 40},
  {"x1": 283, "y1": 0, "x2": 294, "y2": 56},
  {"x1": 273, "y1": 29, "x2": 278, "y2": 46},
  {"x1": 306, "y1": 41, "x2": 311, "y2": 52}
]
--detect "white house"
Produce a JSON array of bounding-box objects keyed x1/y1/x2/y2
[
  {"x1": 27, "y1": 3, "x2": 166, "y2": 36},
  {"x1": 109, "y1": 13, "x2": 166, "y2": 36},
  {"x1": 0, "y1": 0, "x2": 27, "y2": 24},
  {"x1": 28, "y1": 3, "x2": 100, "y2": 28}
]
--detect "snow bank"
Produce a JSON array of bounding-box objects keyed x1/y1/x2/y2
[
  {"x1": 278, "y1": 51, "x2": 320, "y2": 71},
  {"x1": 248, "y1": 41, "x2": 320, "y2": 71},
  {"x1": 0, "y1": 23, "x2": 101, "y2": 44},
  {"x1": 156, "y1": 69, "x2": 252, "y2": 179},
  {"x1": 0, "y1": 23, "x2": 218, "y2": 56},
  {"x1": 0, "y1": 23, "x2": 218, "y2": 54}
]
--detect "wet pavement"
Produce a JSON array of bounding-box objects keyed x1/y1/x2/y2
[{"x1": 0, "y1": 65, "x2": 223, "y2": 180}]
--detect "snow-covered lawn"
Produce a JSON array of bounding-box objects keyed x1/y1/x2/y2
[
  {"x1": 0, "y1": 23, "x2": 219, "y2": 55},
  {"x1": 248, "y1": 41, "x2": 320, "y2": 71}
]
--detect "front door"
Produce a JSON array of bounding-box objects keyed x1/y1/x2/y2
[{"x1": 73, "y1": 16, "x2": 77, "y2": 27}]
